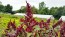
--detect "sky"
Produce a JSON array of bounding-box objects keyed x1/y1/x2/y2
[{"x1": 0, "y1": 0, "x2": 65, "y2": 11}]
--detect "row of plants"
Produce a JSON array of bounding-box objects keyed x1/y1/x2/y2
[{"x1": 1, "y1": 2, "x2": 65, "y2": 37}]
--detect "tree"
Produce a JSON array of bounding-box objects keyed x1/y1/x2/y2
[
  {"x1": 4, "y1": 4, "x2": 12, "y2": 13},
  {"x1": 31, "y1": 6, "x2": 38, "y2": 14},
  {"x1": 38, "y1": 7, "x2": 49, "y2": 15},
  {"x1": 54, "y1": 7, "x2": 63, "y2": 19},
  {"x1": 0, "y1": 5, "x2": 4, "y2": 12},
  {"x1": 17, "y1": 6, "x2": 38, "y2": 14},
  {"x1": 17, "y1": 6, "x2": 26, "y2": 13},
  {"x1": 20, "y1": 6, "x2": 26, "y2": 13},
  {"x1": 39, "y1": 2, "x2": 45, "y2": 10},
  {"x1": 49, "y1": 7, "x2": 58, "y2": 15},
  {"x1": 39, "y1": 2, "x2": 48, "y2": 14},
  {"x1": 0, "y1": 1, "x2": 4, "y2": 12},
  {"x1": 43, "y1": 7, "x2": 49, "y2": 15},
  {"x1": 62, "y1": 6, "x2": 65, "y2": 15}
]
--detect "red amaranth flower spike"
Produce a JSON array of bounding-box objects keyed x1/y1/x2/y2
[
  {"x1": 53, "y1": 18, "x2": 62, "y2": 28},
  {"x1": 17, "y1": 26, "x2": 22, "y2": 33},
  {"x1": 29, "y1": 18, "x2": 37, "y2": 27},
  {"x1": 20, "y1": 18, "x2": 24, "y2": 22},
  {"x1": 47, "y1": 17, "x2": 51, "y2": 24},
  {"x1": 16, "y1": 23, "x2": 25, "y2": 34},
  {"x1": 26, "y1": 26, "x2": 33, "y2": 33},
  {"x1": 60, "y1": 22, "x2": 65, "y2": 32},
  {"x1": 60, "y1": 22, "x2": 65, "y2": 37},
  {"x1": 26, "y1": 1, "x2": 33, "y2": 18},
  {"x1": 7, "y1": 20, "x2": 16, "y2": 30},
  {"x1": 12, "y1": 20, "x2": 16, "y2": 30},
  {"x1": 7, "y1": 19, "x2": 12, "y2": 29},
  {"x1": 55, "y1": 32, "x2": 58, "y2": 37},
  {"x1": 39, "y1": 20, "x2": 44, "y2": 28},
  {"x1": 24, "y1": 1, "x2": 33, "y2": 25},
  {"x1": 43, "y1": 22, "x2": 49, "y2": 30},
  {"x1": 25, "y1": 16, "x2": 30, "y2": 22}
]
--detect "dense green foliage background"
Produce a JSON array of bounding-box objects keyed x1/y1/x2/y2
[{"x1": 0, "y1": 1, "x2": 65, "y2": 19}]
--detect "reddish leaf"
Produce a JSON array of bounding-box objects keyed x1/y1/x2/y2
[{"x1": 26, "y1": 26, "x2": 33, "y2": 32}]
